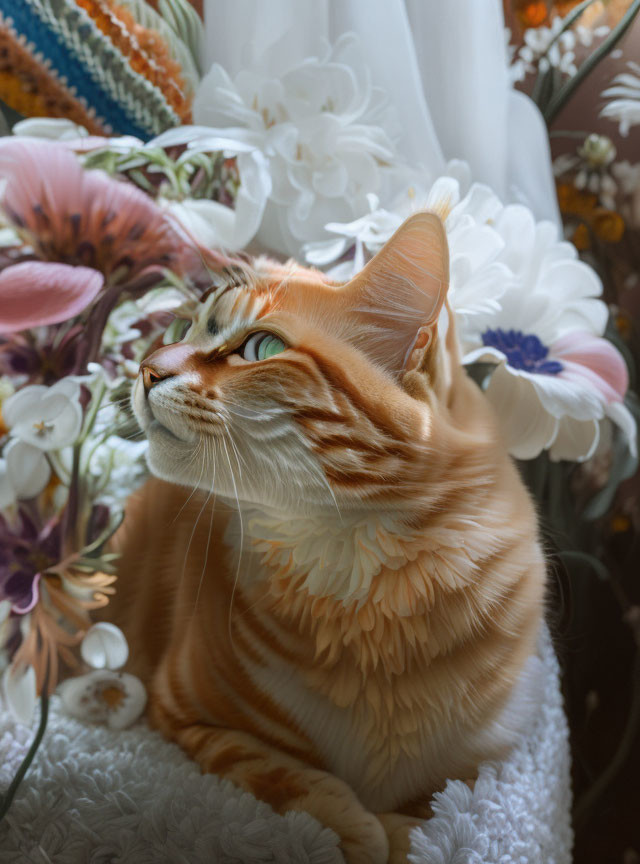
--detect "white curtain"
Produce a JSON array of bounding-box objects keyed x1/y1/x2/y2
[{"x1": 201, "y1": 0, "x2": 561, "y2": 226}]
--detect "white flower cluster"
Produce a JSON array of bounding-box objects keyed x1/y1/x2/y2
[{"x1": 509, "y1": 17, "x2": 610, "y2": 80}]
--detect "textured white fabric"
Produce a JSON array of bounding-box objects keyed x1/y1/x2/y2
[
  {"x1": 0, "y1": 627, "x2": 572, "y2": 863},
  {"x1": 201, "y1": 0, "x2": 561, "y2": 227}
]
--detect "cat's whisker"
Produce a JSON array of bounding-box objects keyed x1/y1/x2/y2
[
  {"x1": 193, "y1": 437, "x2": 217, "y2": 616},
  {"x1": 221, "y1": 431, "x2": 243, "y2": 659},
  {"x1": 171, "y1": 435, "x2": 206, "y2": 526},
  {"x1": 177, "y1": 441, "x2": 211, "y2": 594}
]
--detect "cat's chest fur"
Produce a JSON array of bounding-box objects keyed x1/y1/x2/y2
[{"x1": 225, "y1": 507, "x2": 542, "y2": 812}]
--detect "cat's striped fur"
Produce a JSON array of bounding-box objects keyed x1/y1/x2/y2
[{"x1": 106, "y1": 214, "x2": 546, "y2": 863}]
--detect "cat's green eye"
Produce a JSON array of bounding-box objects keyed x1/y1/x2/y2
[
  {"x1": 163, "y1": 317, "x2": 191, "y2": 345},
  {"x1": 241, "y1": 331, "x2": 287, "y2": 362}
]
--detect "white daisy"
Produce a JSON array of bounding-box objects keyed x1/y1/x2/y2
[{"x1": 601, "y1": 61, "x2": 640, "y2": 136}]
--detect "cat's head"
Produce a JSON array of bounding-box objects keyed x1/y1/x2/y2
[{"x1": 132, "y1": 213, "x2": 456, "y2": 513}]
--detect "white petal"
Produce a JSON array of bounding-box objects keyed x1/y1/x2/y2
[
  {"x1": 2, "y1": 386, "x2": 48, "y2": 429},
  {"x1": 51, "y1": 379, "x2": 82, "y2": 402},
  {"x1": 168, "y1": 199, "x2": 236, "y2": 249},
  {"x1": 531, "y1": 373, "x2": 605, "y2": 422},
  {"x1": 81, "y1": 622, "x2": 129, "y2": 670},
  {"x1": 0, "y1": 458, "x2": 17, "y2": 508},
  {"x1": 549, "y1": 417, "x2": 600, "y2": 462},
  {"x1": 0, "y1": 599, "x2": 11, "y2": 623},
  {"x1": 485, "y1": 365, "x2": 559, "y2": 460},
  {"x1": 12, "y1": 117, "x2": 89, "y2": 140},
  {"x1": 606, "y1": 401, "x2": 638, "y2": 458},
  {"x1": 5, "y1": 439, "x2": 51, "y2": 499},
  {"x1": 2, "y1": 664, "x2": 37, "y2": 725}
]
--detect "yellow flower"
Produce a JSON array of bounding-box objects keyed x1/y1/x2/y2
[{"x1": 592, "y1": 209, "x2": 625, "y2": 243}]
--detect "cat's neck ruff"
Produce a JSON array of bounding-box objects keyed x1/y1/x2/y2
[{"x1": 225, "y1": 505, "x2": 417, "y2": 606}]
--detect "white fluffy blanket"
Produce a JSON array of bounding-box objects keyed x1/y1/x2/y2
[{"x1": 0, "y1": 627, "x2": 572, "y2": 863}]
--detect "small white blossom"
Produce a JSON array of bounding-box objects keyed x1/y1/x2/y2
[
  {"x1": 58, "y1": 669, "x2": 146, "y2": 729},
  {"x1": 612, "y1": 161, "x2": 640, "y2": 229},
  {"x1": 601, "y1": 61, "x2": 640, "y2": 136},
  {"x1": 81, "y1": 622, "x2": 129, "y2": 670},
  {"x1": 553, "y1": 135, "x2": 618, "y2": 209},
  {"x1": 519, "y1": 18, "x2": 577, "y2": 76}
]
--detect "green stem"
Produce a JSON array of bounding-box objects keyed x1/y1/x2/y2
[
  {"x1": 544, "y1": 0, "x2": 599, "y2": 54},
  {"x1": 544, "y1": 0, "x2": 640, "y2": 125},
  {"x1": 0, "y1": 680, "x2": 49, "y2": 823}
]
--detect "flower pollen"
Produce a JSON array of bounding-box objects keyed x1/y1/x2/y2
[{"x1": 482, "y1": 328, "x2": 564, "y2": 375}]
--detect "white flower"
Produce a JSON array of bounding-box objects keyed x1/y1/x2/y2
[
  {"x1": 87, "y1": 435, "x2": 148, "y2": 507},
  {"x1": 187, "y1": 34, "x2": 403, "y2": 256},
  {"x1": 553, "y1": 135, "x2": 618, "y2": 209},
  {"x1": 612, "y1": 161, "x2": 640, "y2": 229},
  {"x1": 575, "y1": 24, "x2": 610, "y2": 48},
  {"x1": 0, "y1": 439, "x2": 52, "y2": 506},
  {"x1": 150, "y1": 128, "x2": 272, "y2": 250},
  {"x1": 461, "y1": 205, "x2": 635, "y2": 461},
  {"x1": 81, "y1": 622, "x2": 129, "y2": 670},
  {"x1": 305, "y1": 168, "x2": 511, "y2": 328},
  {"x1": 58, "y1": 669, "x2": 146, "y2": 729},
  {"x1": 601, "y1": 61, "x2": 640, "y2": 136},
  {"x1": 2, "y1": 663, "x2": 37, "y2": 725},
  {"x1": 2, "y1": 379, "x2": 83, "y2": 451},
  {"x1": 102, "y1": 301, "x2": 143, "y2": 351},
  {"x1": 505, "y1": 28, "x2": 526, "y2": 84},
  {"x1": 519, "y1": 18, "x2": 577, "y2": 76},
  {"x1": 58, "y1": 624, "x2": 145, "y2": 729}
]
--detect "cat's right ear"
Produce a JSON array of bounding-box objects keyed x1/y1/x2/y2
[{"x1": 340, "y1": 212, "x2": 449, "y2": 377}]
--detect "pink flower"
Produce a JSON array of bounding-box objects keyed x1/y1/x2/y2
[{"x1": 0, "y1": 138, "x2": 197, "y2": 286}]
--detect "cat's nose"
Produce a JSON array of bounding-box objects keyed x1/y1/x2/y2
[
  {"x1": 140, "y1": 344, "x2": 195, "y2": 393},
  {"x1": 141, "y1": 363, "x2": 169, "y2": 393}
]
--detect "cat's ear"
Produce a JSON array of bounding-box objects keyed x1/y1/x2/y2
[{"x1": 342, "y1": 212, "x2": 449, "y2": 375}]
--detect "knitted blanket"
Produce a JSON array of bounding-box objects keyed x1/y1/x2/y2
[{"x1": 0, "y1": 627, "x2": 572, "y2": 863}]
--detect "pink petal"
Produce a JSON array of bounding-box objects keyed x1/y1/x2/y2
[
  {"x1": 0, "y1": 138, "x2": 87, "y2": 237},
  {"x1": 552, "y1": 331, "x2": 629, "y2": 403},
  {"x1": 0, "y1": 261, "x2": 104, "y2": 333}
]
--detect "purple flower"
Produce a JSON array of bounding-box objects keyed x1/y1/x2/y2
[{"x1": 0, "y1": 511, "x2": 61, "y2": 615}]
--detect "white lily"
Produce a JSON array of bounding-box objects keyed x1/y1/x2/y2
[{"x1": 2, "y1": 379, "x2": 83, "y2": 451}]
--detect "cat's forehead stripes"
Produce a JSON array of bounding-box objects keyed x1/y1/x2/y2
[{"x1": 187, "y1": 284, "x2": 273, "y2": 349}]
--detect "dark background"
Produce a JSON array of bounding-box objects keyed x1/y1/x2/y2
[{"x1": 506, "y1": 3, "x2": 640, "y2": 861}]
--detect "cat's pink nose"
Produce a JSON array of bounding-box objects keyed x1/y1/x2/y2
[{"x1": 140, "y1": 343, "x2": 195, "y2": 393}]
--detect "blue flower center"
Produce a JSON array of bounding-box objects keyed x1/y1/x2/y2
[{"x1": 482, "y1": 329, "x2": 563, "y2": 375}]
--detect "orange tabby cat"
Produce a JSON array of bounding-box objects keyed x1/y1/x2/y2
[{"x1": 107, "y1": 213, "x2": 546, "y2": 863}]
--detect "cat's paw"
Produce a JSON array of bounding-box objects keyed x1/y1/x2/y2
[
  {"x1": 377, "y1": 812, "x2": 426, "y2": 864},
  {"x1": 299, "y1": 771, "x2": 388, "y2": 864}
]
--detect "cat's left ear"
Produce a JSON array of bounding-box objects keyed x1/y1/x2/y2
[{"x1": 342, "y1": 212, "x2": 449, "y2": 375}]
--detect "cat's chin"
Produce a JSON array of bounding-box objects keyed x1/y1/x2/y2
[{"x1": 147, "y1": 418, "x2": 184, "y2": 444}]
